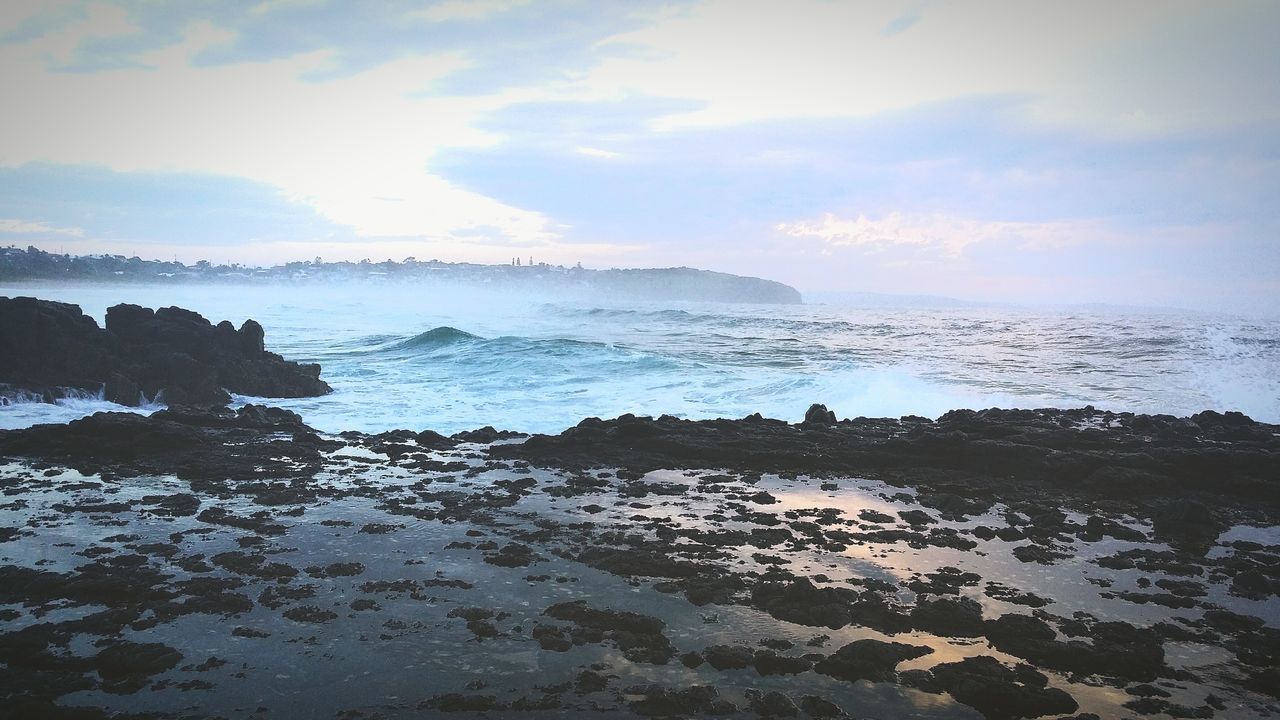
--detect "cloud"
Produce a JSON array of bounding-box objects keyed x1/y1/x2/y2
[
  {"x1": 775, "y1": 212, "x2": 1095, "y2": 258},
  {"x1": 0, "y1": 218, "x2": 85, "y2": 237},
  {"x1": 575, "y1": 0, "x2": 1280, "y2": 135},
  {"x1": 0, "y1": 0, "x2": 1276, "y2": 313}
]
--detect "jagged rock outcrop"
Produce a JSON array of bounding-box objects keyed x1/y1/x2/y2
[
  {"x1": 494, "y1": 407, "x2": 1280, "y2": 527},
  {"x1": 0, "y1": 297, "x2": 330, "y2": 406}
]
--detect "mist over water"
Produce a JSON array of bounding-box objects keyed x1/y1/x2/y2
[{"x1": 2, "y1": 282, "x2": 1278, "y2": 433}]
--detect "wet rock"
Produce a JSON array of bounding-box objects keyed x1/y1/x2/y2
[
  {"x1": 1080, "y1": 515, "x2": 1146, "y2": 542},
  {"x1": 304, "y1": 562, "x2": 365, "y2": 578},
  {"x1": 985, "y1": 618, "x2": 1166, "y2": 683},
  {"x1": 911, "y1": 596, "x2": 986, "y2": 637},
  {"x1": 898, "y1": 509, "x2": 936, "y2": 526},
  {"x1": 802, "y1": 404, "x2": 837, "y2": 425},
  {"x1": 575, "y1": 547, "x2": 699, "y2": 578},
  {"x1": 814, "y1": 639, "x2": 933, "y2": 683},
  {"x1": 751, "y1": 578, "x2": 861, "y2": 630},
  {"x1": 1122, "y1": 697, "x2": 1214, "y2": 718},
  {"x1": 626, "y1": 685, "x2": 736, "y2": 717},
  {"x1": 0, "y1": 297, "x2": 329, "y2": 407},
  {"x1": 532, "y1": 624, "x2": 572, "y2": 652},
  {"x1": 746, "y1": 689, "x2": 799, "y2": 717},
  {"x1": 858, "y1": 509, "x2": 895, "y2": 524},
  {"x1": 1151, "y1": 500, "x2": 1225, "y2": 554},
  {"x1": 704, "y1": 644, "x2": 754, "y2": 670},
  {"x1": 928, "y1": 655, "x2": 1078, "y2": 720},
  {"x1": 752, "y1": 649, "x2": 812, "y2": 676},
  {"x1": 918, "y1": 491, "x2": 991, "y2": 520},
  {"x1": 576, "y1": 670, "x2": 609, "y2": 693},
  {"x1": 984, "y1": 582, "x2": 1053, "y2": 608},
  {"x1": 94, "y1": 641, "x2": 182, "y2": 694},
  {"x1": 1200, "y1": 609, "x2": 1265, "y2": 633},
  {"x1": 544, "y1": 601, "x2": 674, "y2": 664},
  {"x1": 985, "y1": 613, "x2": 1057, "y2": 644},
  {"x1": 1012, "y1": 544, "x2": 1070, "y2": 564},
  {"x1": 210, "y1": 551, "x2": 297, "y2": 581},
  {"x1": 799, "y1": 696, "x2": 845, "y2": 718},
  {"x1": 483, "y1": 542, "x2": 540, "y2": 567},
  {"x1": 358, "y1": 523, "x2": 400, "y2": 535},
  {"x1": 680, "y1": 651, "x2": 705, "y2": 668},
  {"x1": 908, "y1": 567, "x2": 982, "y2": 595},
  {"x1": 452, "y1": 426, "x2": 527, "y2": 443},
  {"x1": 995, "y1": 526, "x2": 1027, "y2": 542},
  {"x1": 282, "y1": 605, "x2": 337, "y2": 623},
  {"x1": 142, "y1": 493, "x2": 201, "y2": 517},
  {"x1": 1230, "y1": 569, "x2": 1277, "y2": 599}
]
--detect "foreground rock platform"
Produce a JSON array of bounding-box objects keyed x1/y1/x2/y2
[
  {"x1": 0, "y1": 405, "x2": 1277, "y2": 719},
  {"x1": 0, "y1": 297, "x2": 331, "y2": 406}
]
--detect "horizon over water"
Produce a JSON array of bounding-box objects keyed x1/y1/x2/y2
[{"x1": 2, "y1": 281, "x2": 1278, "y2": 433}]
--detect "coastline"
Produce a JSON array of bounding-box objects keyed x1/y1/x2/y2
[{"x1": 1, "y1": 403, "x2": 1277, "y2": 719}]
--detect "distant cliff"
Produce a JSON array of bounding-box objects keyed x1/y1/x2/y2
[
  {"x1": 584, "y1": 267, "x2": 801, "y2": 304},
  {"x1": 0, "y1": 246, "x2": 803, "y2": 305}
]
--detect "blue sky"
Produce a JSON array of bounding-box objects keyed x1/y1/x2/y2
[{"x1": 1, "y1": 0, "x2": 1276, "y2": 312}]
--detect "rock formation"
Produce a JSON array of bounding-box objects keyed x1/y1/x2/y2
[{"x1": 0, "y1": 297, "x2": 330, "y2": 407}]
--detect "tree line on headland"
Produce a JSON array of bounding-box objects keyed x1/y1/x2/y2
[{"x1": 0, "y1": 246, "x2": 802, "y2": 304}]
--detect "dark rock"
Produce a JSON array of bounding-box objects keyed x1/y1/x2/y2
[
  {"x1": 928, "y1": 655, "x2": 1079, "y2": 720},
  {"x1": 752, "y1": 650, "x2": 812, "y2": 676},
  {"x1": 1151, "y1": 500, "x2": 1224, "y2": 554},
  {"x1": 911, "y1": 596, "x2": 986, "y2": 637},
  {"x1": 282, "y1": 606, "x2": 337, "y2": 623},
  {"x1": 858, "y1": 509, "x2": 895, "y2": 524},
  {"x1": 746, "y1": 689, "x2": 799, "y2": 717},
  {"x1": 494, "y1": 408, "x2": 1280, "y2": 531},
  {"x1": 1012, "y1": 544, "x2": 1070, "y2": 564},
  {"x1": 814, "y1": 639, "x2": 933, "y2": 683},
  {"x1": 94, "y1": 642, "x2": 182, "y2": 694},
  {"x1": 799, "y1": 696, "x2": 845, "y2": 718},
  {"x1": 0, "y1": 297, "x2": 330, "y2": 406},
  {"x1": 751, "y1": 578, "x2": 861, "y2": 630},
  {"x1": 627, "y1": 685, "x2": 736, "y2": 716},
  {"x1": 575, "y1": 670, "x2": 609, "y2": 693},
  {"x1": 802, "y1": 403, "x2": 837, "y2": 425},
  {"x1": 544, "y1": 601, "x2": 674, "y2": 664},
  {"x1": 452, "y1": 426, "x2": 527, "y2": 443},
  {"x1": 704, "y1": 644, "x2": 754, "y2": 670},
  {"x1": 899, "y1": 509, "x2": 937, "y2": 526},
  {"x1": 985, "y1": 618, "x2": 1166, "y2": 683}
]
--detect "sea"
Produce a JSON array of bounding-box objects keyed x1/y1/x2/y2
[{"x1": 2, "y1": 281, "x2": 1278, "y2": 433}]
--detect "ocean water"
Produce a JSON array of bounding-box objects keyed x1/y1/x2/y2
[{"x1": 2, "y1": 282, "x2": 1278, "y2": 433}]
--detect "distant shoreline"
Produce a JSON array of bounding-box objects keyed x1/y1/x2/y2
[{"x1": 1, "y1": 246, "x2": 803, "y2": 304}]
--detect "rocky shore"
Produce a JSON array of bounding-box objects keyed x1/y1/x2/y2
[
  {"x1": 0, "y1": 297, "x2": 330, "y2": 406},
  {"x1": 0, "y1": 402, "x2": 1277, "y2": 719}
]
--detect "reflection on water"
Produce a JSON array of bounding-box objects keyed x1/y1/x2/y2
[{"x1": 1, "y1": 448, "x2": 1276, "y2": 719}]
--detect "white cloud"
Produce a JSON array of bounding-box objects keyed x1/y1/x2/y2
[
  {"x1": 574, "y1": 145, "x2": 622, "y2": 159},
  {"x1": 574, "y1": 0, "x2": 1278, "y2": 135},
  {"x1": 777, "y1": 212, "x2": 1095, "y2": 257},
  {"x1": 0, "y1": 218, "x2": 85, "y2": 237},
  {"x1": 0, "y1": 14, "x2": 559, "y2": 246}
]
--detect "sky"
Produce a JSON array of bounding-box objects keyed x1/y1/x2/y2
[{"x1": 0, "y1": 0, "x2": 1277, "y2": 313}]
